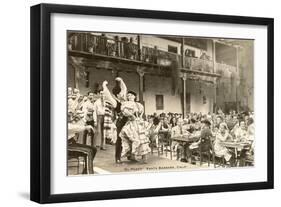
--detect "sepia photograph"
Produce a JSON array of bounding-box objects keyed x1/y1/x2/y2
[{"x1": 67, "y1": 31, "x2": 255, "y2": 176}]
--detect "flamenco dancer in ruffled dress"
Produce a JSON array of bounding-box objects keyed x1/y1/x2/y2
[
  {"x1": 102, "y1": 77, "x2": 151, "y2": 164},
  {"x1": 119, "y1": 90, "x2": 151, "y2": 164}
]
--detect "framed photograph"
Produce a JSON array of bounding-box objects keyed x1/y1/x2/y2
[{"x1": 30, "y1": 3, "x2": 274, "y2": 203}]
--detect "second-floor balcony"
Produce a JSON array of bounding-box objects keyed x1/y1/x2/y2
[
  {"x1": 68, "y1": 32, "x2": 235, "y2": 77},
  {"x1": 185, "y1": 57, "x2": 213, "y2": 73}
]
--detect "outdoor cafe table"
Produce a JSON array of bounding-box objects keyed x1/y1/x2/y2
[
  {"x1": 170, "y1": 134, "x2": 200, "y2": 160},
  {"x1": 221, "y1": 141, "x2": 251, "y2": 166}
]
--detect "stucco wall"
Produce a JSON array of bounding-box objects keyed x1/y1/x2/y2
[
  {"x1": 68, "y1": 63, "x2": 215, "y2": 115},
  {"x1": 143, "y1": 75, "x2": 182, "y2": 115},
  {"x1": 186, "y1": 79, "x2": 215, "y2": 114}
]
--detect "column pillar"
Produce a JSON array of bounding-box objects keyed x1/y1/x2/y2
[
  {"x1": 212, "y1": 39, "x2": 216, "y2": 73},
  {"x1": 236, "y1": 46, "x2": 239, "y2": 112},
  {"x1": 74, "y1": 66, "x2": 78, "y2": 89},
  {"x1": 180, "y1": 73, "x2": 187, "y2": 117},
  {"x1": 137, "y1": 35, "x2": 141, "y2": 61},
  {"x1": 137, "y1": 66, "x2": 145, "y2": 104},
  {"x1": 181, "y1": 38, "x2": 185, "y2": 68},
  {"x1": 214, "y1": 77, "x2": 217, "y2": 113},
  {"x1": 212, "y1": 39, "x2": 217, "y2": 113}
]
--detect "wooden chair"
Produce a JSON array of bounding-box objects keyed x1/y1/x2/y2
[
  {"x1": 150, "y1": 136, "x2": 161, "y2": 156},
  {"x1": 67, "y1": 133, "x2": 92, "y2": 175},
  {"x1": 190, "y1": 136, "x2": 214, "y2": 166},
  {"x1": 150, "y1": 129, "x2": 171, "y2": 157},
  {"x1": 67, "y1": 149, "x2": 86, "y2": 175},
  {"x1": 245, "y1": 156, "x2": 254, "y2": 166},
  {"x1": 213, "y1": 155, "x2": 225, "y2": 168},
  {"x1": 158, "y1": 131, "x2": 172, "y2": 158},
  {"x1": 243, "y1": 150, "x2": 254, "y2": 166},
  {"x1": 210, "y1": 140, "x2": 226, "y2": 168}
]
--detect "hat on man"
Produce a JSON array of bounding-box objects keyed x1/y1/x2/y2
[
  {"x1": 127, "y1": 90, "x2": 137, "y2": 97},
  {"x1": 202, "y1": 119, "x2": 211, "y2": 126},
  {"x1": 73, "y1": 88, "x2": 79, "y2": 94}
]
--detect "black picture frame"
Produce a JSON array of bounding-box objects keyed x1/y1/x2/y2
[{"x1": 30, "y1": 3, "x2": 274, "y2": 204}]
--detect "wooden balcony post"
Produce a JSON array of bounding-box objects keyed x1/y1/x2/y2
[
  {"x1": 114, "y1": 36, "x2": 121, "y2": 57},
  {"x1": 214, "y1": 78, "x2": 217, "y2": 113},
  {"x1": 212, "y1": 39, "x2": 216, "y2": 73},
  {"x1": 74, "y1": 66, "x2": 79, "y2": 89},
  {"x1": 181, "y1": 38, "x2": 185, "y2": 68},
  {"x1": 236, "y1": 46, "x2": 239, "y2": 73},
  {"x1": 236, "y1": 46, "x2": 239, "y2": 112},
  {"x1": 213, "y1": 39, "x2": 217, "y2": 113},
  {"x1": 137, "y1": 35, "x2": 141, "y2": 61},
  {"x1": 137, "y1": 66, "x2": 145, "y2": 104},
  {"x1": 180, "y1": 73, "x2": 187, "y2": 117}
]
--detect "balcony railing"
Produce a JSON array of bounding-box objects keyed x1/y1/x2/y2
[
  {"x1": 141, "y1": 46, "x2": 179, "y2": 66},
  {"x1": 184, "y1": 57, "x2": 213, "y2": 73},
  {"x1": 216, "y1": 62, "x2": 237, "y2": 75},
  {"x1": 68, "y1": 33, "x2": 232, "y2": 75},
  {"x1": 69, "y1": 33, "x2": 139, "y2": 60}
]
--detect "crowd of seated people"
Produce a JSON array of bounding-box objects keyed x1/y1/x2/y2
[
  {"x1": 67, "y1": 85, "x2": 113, "y2": 174},
  {"x1": 67, "y1": 87, "x2": 97, "y2": 174},
  {"x1": 142, "y1": 110, "x2": 255, "y2": 166},
  {"x1": 68, "y1": 85, "x2": 255, "y2": 169}
]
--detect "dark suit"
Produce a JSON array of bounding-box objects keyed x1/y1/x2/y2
[{"x1": 114, "y1": 102, "x2": 128, "y2": 162}]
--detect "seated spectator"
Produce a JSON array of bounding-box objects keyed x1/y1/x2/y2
[
  {"x1": 158, "y1": 117, "x2": 171, "y2": 146},
  {"x1": 189, "y1": 119, "x2": 213, "y2": 163},
  {"x1": 148, "y1": 117, "x2": 162, "y2": 149},
  {"x1": 187, "y1": 118, "x2": 196, "y2": 133},
  {"x1": 68, "y1": 111, "x2": 97, "y2": 174},
  {"x1": 239, "y1": 118, "x2": 255, "y2": 166},
  {"x1": 232, "y1": 120, "x2": 248, "y2": 142},
  {"x1": 214, "y1": 123, "x2": 234, "y2": 165},
  {"x1": 159, "y1": 117, "x2": 170, "y2": 133},
  {"x1": 170, "y1": 117, "x2": 177, "y2": 128},
  {"x1": 226, "y1": 115, "x2": 238, "y2": 131},
  {"x1": 190, "y1": 119, "x2": 212, "y2": 149},
  {"x1": 247, "y1": 118, "x2": 255, "y2": 142},
  {"x1": 215, "y1": 115, "x2": 224, "y2": 129},
  {"x1": 171, "y1": 118, "x2": 190, "y2": 160}
]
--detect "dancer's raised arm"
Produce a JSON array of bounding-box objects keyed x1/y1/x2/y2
[
  {"x1": 115, "y1": 77, "x2": 127, "y2": 101},
  {"x1": 102, "y1": 80, "x2": 117, "y2": 108}
]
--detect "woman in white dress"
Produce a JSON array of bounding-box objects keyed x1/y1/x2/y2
[
  {"x1": 119, "y1": 90, "x2": 151, "y2": 163},
  {"x1": 214, "y1": 122, "x2": 233, "y2": 163}
]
